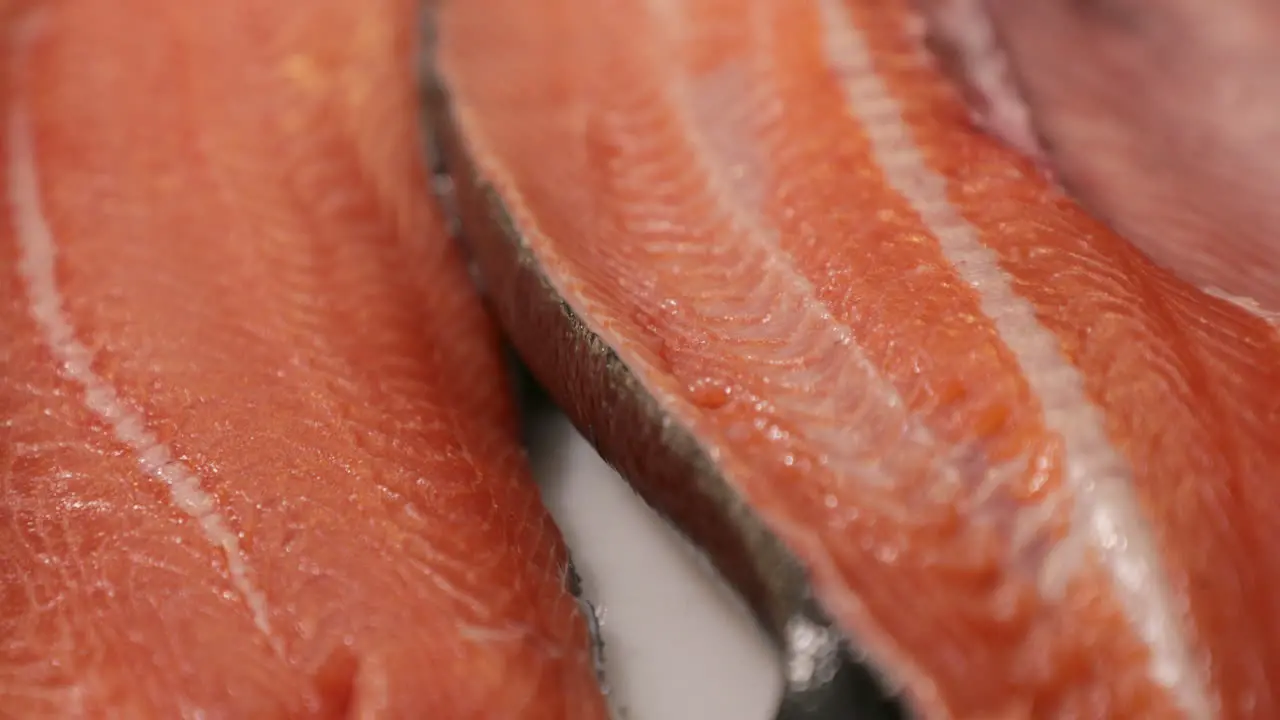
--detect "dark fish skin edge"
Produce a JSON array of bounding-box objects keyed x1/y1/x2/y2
[
  {"x1": 420, "y1": 21, "x2": 905, "y2": 720},
  {"x1": 413, "y1": 13, "x2": 615, "y2": 706}
]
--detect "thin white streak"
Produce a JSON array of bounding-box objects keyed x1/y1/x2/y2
[
  {"x1": 649, "y1": 0, "x2": 945, "y2": 488},
  {"x1": 817, "y1": 1, "x2": 1214, "y2": 716},
  {"x1": 670, "y1": 68, "x2": 934, "y2": 471},
  {"x1": 6, "y1": 25, "x2": 277, "y2": 646},
  {"x1": 1203, "y1": 285, "x2": 1280, "y2": 327}
]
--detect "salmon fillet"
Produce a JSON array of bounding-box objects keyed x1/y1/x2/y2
[
  {"x1": 431, "y1": 0, "x2": 1280, "y2": 717},
  {"x1": 0, "y1": 0, "x2": 608, "y2": 717},
  {"x1": 914, "y1": 0, "x2": 1280, "y2": 313}
]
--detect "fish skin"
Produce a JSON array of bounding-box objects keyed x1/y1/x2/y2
[
  {"x1": 428, "y1": 79, "x2": 901, "y2": 720},
  {"x1": 913, "y1": 0, "x2": 1280, "y2": 314},
  {"x1": 432, "y1": 0, "x2": 1280, "y2": 717},
  {"x1": 0, "y1": 0, "x2": 609, "y2": 717}
]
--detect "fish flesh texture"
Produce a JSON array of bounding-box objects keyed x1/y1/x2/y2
[
  {"x1": 429, "y1": 0, "x2": 1280, "y2": 716},
  {"x1": 0, "y1": 0, "x2": 608, "y2": 717},
  {"x1": 913, "y1": 0, "x2": 1280, "y2": 313}
]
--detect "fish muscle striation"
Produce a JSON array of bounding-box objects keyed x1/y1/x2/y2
[
  {"x1": 0, "y1": 0, "x2": 609, "y2": 717},
  {"x1": 431, "y1": 0, "x2": 1280, "y2": 717}
]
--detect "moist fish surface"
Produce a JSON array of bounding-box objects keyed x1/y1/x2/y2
[
  {"x1": 0, "y1": 0, "x2": 608, "y2": 717},
  {"x1": 913, "y1": 0, "x2": 1280, "y2": 314},
  {"x1": 429, "y1": 0, "x2": 1280, "y2": 717}
]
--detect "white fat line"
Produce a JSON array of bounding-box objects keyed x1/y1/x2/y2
[
  {"x1": 1203, "y1": 286, "x2": 1280, "y2": 328},
  {"x1": 653, "y1": 11, "x2": 936, "y2": 468},
  {"x1": 6, "y1": 23, "x2": 277, "y2": 647},
  {"x1": 817, "y1": 1, "x2": 1214, "y2": 716}
]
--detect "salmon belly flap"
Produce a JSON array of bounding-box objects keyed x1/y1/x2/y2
[
  {"x1": 432, "y1": 0, "x2": 1280, "y2": 717},
  {"x1": 0, "y1": 1, "x2": 609, "y2": 717}
]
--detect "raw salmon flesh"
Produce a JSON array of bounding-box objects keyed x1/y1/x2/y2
[
  {"x1": 0, "y1": 0, "x2": 608, "y2": 717},
  {"x1": 2, "y1": 0, "x2": 1277, "y2": 716},
  {"x1": 430, "y1": 0, "x2": 1280, "y2": 718},
  {"x1": 914, "y1": 0, "x2": 1280, "y2": 314}
]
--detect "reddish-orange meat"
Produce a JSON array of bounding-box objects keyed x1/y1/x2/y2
[
  {"x1": 0, "y1": 0, "x2": 607, "y2": 717},
  {"x1": 435, "y1": 0, "x2": 1280, "y2": 716}
]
